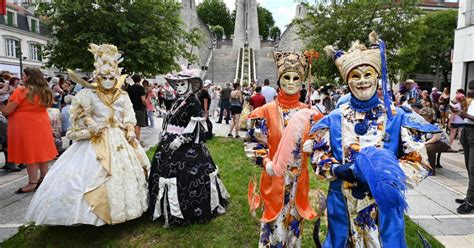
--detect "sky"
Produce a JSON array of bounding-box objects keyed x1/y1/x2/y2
[{"x1": 197, "y1": 0, "x2": 299, "y2": 32}]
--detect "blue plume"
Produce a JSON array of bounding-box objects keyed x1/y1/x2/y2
[
  {"x1": 379, "y1": 40, "x2": 393, "y2": 120},
  {"x1": 354, "y1": 146, "x2": 407, "y2": 212}
]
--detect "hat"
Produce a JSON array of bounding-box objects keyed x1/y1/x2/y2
[
  {"x1": 204, "y1": 79, "x2": 212, "y2": 87},
  {"x1": 405, "y1": 79, "x2": 415, "y2": 84},
  {"x1": 64, "y1": 95, "x2": 74, "y2": 104},
  {"x1": 324, "y1": 31, "x2": 381, "y2": 83},
  {"x1": 432, "y1": 87, "x2": 438, "y2": 91},
  {"x1": 274, "y1": 52, "x2": 307, "y2": 82},
  {"x1": 165, "y1": 66, "x2": 203, "y2": 93}
]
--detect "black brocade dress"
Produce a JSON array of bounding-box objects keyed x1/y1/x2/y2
[{"x1": 148, "y1": 94, "x2": 229, "y2": 226}]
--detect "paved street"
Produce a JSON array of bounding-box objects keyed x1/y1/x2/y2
[{"x1": 0, "y1": 116, "x2": 471, "y2": 247}]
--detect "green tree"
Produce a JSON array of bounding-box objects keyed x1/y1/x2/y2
[
  {"x1": 269, "y1": 26, "x2": 281, "y2": 41},
  {"x1": 211, "y1": 25, "x2": 225, "y2": 40},
  {"x1": 400, "y1": 10, "x2": 457, "y2": 86},
  {"x1": 298, "y1": 1, "x2": 421, "y2": 83},
  {"x1": 36, "y1": 0, "x2": 201, "y2": 75},
  {"x1": 197, "y1": 0, "x2": 234, "y2": 38},
  {"x1": 257, "y1": 5, "x2": 275, "y2": 40}
]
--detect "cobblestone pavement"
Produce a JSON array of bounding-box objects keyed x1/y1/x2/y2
[{"x1": 0, "y1": 116, "x2": 471, "y2": 247}]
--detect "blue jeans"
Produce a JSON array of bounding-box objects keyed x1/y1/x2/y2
[
  {"x1": 147, "y1": 111, "x2": 155, "y2": 128},
  {"x1": 218, "y1": 99, "x2": 231, "y2": 123}
]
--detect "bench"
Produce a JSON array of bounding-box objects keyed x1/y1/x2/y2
[{"x1": 436, "y1": 150, "x2": 459, "y2": 168}]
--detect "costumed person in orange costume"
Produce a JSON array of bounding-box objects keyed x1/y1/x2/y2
[{"x1": 245, "y1": 52, "x2": 323, "y2": 247}]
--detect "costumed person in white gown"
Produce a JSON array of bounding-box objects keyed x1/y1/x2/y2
[
  {"x1": 25, "y1": 44, "x2": 150, "y2": 226},
  {"x1": 148, "y1": 67, "x2": 229, "y2": 227}
]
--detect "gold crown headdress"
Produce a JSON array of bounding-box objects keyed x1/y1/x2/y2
[
  {"x1": 67, "y1": 43, "x2": 126, "y2": 89},
  {"x1": 324, "y1": 31, "x2": 381, "y2": 82},
  {"x1": 88, "y1": 43, "x2": 123, "y2": 79},
  {"x1": 274, "y1": 52, "x2": 308, "y2": 81}
]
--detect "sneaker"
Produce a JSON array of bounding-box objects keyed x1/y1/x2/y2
[
  {"x1": 455, "y1": 198, "x2": 465, "y2": 204},
  {"x1": 235, "y1": 135, "x2": 241, "y2": 139},
  {"x1": 457, "y1": 202, "x2": 474, "y2": 214},
  {"x1": 227, "y1": 134, "x2": 233, "y2": 137},
  {"x1": 216, "y1": 121, "x2": 222, "y2": 124}
]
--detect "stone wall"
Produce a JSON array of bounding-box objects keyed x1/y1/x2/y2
[
  {"x1": 179, "y1": 0, "x2": 213, "y2": 68},
  {"x1": 276, "y1": 3, "x2": 308, "y2": 53}
]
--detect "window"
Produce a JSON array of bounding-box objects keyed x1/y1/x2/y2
[
  {"x1": 5, "y1": 39, "x2": 20, "y2": 58},
  {"x1": 29, "y1": 43, "x2": 41, "y2": 61},
  {"x1": 28, "y1": 17, "x2": 40, "y2": 33},
  {"x1": 6, "y1": 10, "x2": 16, "y2": 27}
]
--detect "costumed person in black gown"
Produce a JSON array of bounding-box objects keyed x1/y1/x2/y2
[{"x1": 148, "y1": 67, "x2": 229, "y2": 227}]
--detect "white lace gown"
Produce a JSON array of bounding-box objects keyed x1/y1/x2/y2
[{"x1": 25, "y1": 89, "x2": 150, "y2": 226}]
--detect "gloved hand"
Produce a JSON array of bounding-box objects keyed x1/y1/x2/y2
[
  {"x1": 169, "y1": 136, "x2": 184, "y2": 151},
  {"x1": 265, "y1": 161, "x2": 276, "y2": 177},
  {"x1": 331, "y1": 164, "x2": 357, "y2": 183},
  {"x1": 303, "y1": 139, "x2": 314, "y2": 153},
  {"x1": 126, "y1": 130, "x2": 137, "y2": 143},
  {"x1": 351, "y1": 181, "x2": 370, "y2": 200}
]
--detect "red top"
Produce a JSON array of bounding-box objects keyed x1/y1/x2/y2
[
  {"x1": 7, "y1": 86, "x2": 57, "y2": 164},
  {"x1": 249, "y1": 94, "x2": 266, "y2": 109}
]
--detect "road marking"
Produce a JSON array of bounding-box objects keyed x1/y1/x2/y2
[
  {"x1": 428, "y1": 177, "x2": 466, "y2": 196},
  {"x1": 409, "y1": 214, "x2": 474, "y2": 219},
  {"x1": 0, "y1": 175, "x2": 27, "y2": 189},
  {"x1": 0, "y1": 223, "x2": 24, "y2": 228}
]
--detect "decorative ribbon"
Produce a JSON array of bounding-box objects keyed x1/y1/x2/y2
[
  {"x1": 153, "y1": 177, "x2": 184, "y2": 223},
  {"x1": 209, "y1": 166, "x2": 230, "y2": 214},
  {"x1": 379, "y1": 40, "x2": 393, "y2": 120},
  {"x1": 183, "y1": 117, "x2": 208, "y2": 143}
]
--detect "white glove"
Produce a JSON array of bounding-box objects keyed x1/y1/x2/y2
[
  {"x1": 265, "y1": 161, "x2": 276, "y2": 177},
  {"x1": 303, "y1": 139, "x2": 315, "y2": 153},
  {"x1": 126, "y1": 130, "x2": 136, "y2": 143},
  {"x1": 169, "y1": 137, "x2": 184, "y2": 151}
]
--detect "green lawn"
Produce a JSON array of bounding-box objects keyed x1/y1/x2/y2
[{"x1": 2, "y1": 138, "x2": 443, "y2": 247}]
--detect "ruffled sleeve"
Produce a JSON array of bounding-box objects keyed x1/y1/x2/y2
[
  {"x1": 66, "y1": 89, "x2": 98, "y2": 140},
  {"x1": 398, "y1": 112, "x2": 439, "y2": 188},
  {"x1": 245, "y1": 106, "x2": 270, "y2": 166},
  {"x1": 122, "y1": 92, "x2": 137, "y2": 130}
]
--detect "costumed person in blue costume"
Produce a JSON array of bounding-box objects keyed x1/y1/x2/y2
[
  {"x1": 148, "y1": 67, "x2": 229, "y2": 227},
  {"x1": 302, "y1": 31, "x2": 440, "y2": 247}
]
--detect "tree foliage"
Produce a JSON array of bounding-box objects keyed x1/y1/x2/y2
[
  {"x1": 269, "y1": 26, "x2": 281, "y2": 41},
  {"x1": 298, "y1": 1, "x2": 421, "y2": 84},
  {"x1": 197, "y1": 0, "x2": 234, "y2": 38},
  {"x1": 399, "y1": 10, "x2": 457, "y2": 85},
  {"x1": 210, "y1": 25, "x2": 225, "y2": 40},
  {"x1": 257, "y1": 5, "x2": 275, "y2": 40},
  {"x1": 36, "y1": 0, "x2": 202, "y2": 75}
]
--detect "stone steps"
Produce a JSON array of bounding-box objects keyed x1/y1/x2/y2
[
  {"x1": 205, "y1": 49, "x2": 238, "y2": 85},
  {"x1": 255, "y1": 48, "x2": 278, "y2": 86}
]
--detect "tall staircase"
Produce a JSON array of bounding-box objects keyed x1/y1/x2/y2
[
  {"x1": 205, "y1": 49, "x2": 238, "y2": 85},
  {"x1": 255, "y1": 48, "x2": 278, "y2": 85},
  {"x1": 205, "y1": 47, "x2": 277, "y2": 86}
]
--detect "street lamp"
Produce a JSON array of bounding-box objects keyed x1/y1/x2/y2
[{"x1": 15, "y1": 43, "x2": 23, "y2": 75}]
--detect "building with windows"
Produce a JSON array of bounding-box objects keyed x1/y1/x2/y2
[
  {"x1": 451, "y1": 0, "x2": 474, "y2": 94},
  {"x1": 0, "y1": 1, "x2": 53, "y2": 77}
]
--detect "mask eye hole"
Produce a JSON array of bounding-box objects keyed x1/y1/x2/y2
[
  {"x1": 284, "y1": 75, "x2": 291, "y2": 80},
  {"x1": 351, "y1": 74, "x2": 360, "y2": 80},
  {"x1": 293, "y1": 76, "x2": 300, "y2": 81},
  {"x1": 364, "y1": 73, "x2": 372, "y2": 78}
]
